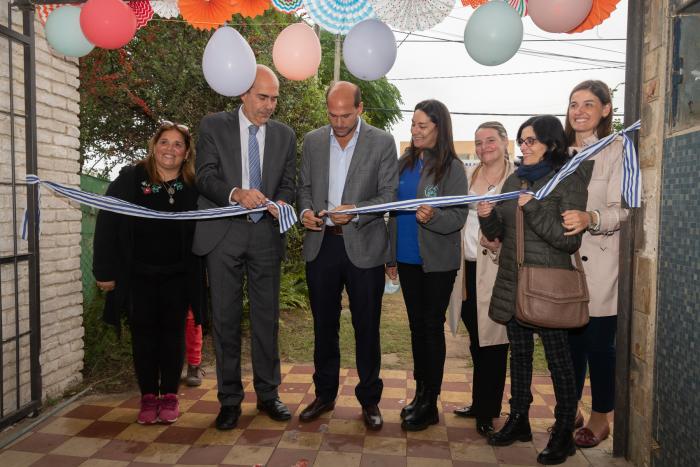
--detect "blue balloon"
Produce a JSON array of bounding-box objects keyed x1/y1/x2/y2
[
  {"x1": 45, "y1": 6, "x2": 94, "y2": 58},
  {"x1": 464, "y1": 1, "x2": 523, "y2": 66}
]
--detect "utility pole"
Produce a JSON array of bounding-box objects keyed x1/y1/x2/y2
[{"x1": 333, "y1": 33, "x2": 341, "y2": 82}]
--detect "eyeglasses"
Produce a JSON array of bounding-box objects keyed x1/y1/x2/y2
[
  {"x1": 517, "y1": 137, "x2": 539, "y2": 147},
  {"x1": 161, "y1": 120, "x2": 189, "y2": 132}
]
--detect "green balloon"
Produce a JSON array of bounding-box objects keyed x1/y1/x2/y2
[
  {"x1": 464, "y1": 1, "x2": 523, "y2": 66},
  {"x1": 45, "y1": 6, "x2": 94, "y2": 58}
]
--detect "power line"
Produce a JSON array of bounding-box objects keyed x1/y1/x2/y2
[
  {"x1": 388, "y1": 66, "x2": 623, "y2": 81},
  {"x1": 365, "y1": 108, "x2": 625, "y2": 118}
]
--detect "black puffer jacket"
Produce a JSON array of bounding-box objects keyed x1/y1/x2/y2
[{"x1": 479, "y1": 162, "x2": 592, "y2": 323}]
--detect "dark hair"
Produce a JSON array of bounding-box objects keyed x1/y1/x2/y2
[
  {"x1": 517, "y1": 115, "x2": 569, "y2": 170},
  {"x1": 401, "y1": 99, "x2": 459, "y2": 185},
  {"x1": 564, "y1": 80, "x2": 613, "y2": 145},
  {"x1": 326, "y1": 81, "x2": 362, "y2": 108},
  {"x1": 139, "y1": 121, "x2": 195, "y2": 185}
]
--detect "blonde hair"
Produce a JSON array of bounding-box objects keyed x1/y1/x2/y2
[
  {"x1": 139, "y1": 122, "x2": 195, "y2": 185},
  {"x1": 471, "y1": 121, "x2": 509, "y2": 186}
]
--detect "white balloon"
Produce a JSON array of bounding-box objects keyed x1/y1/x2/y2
[
  {"x1": 202, "y1": 26, "x2": 256, "y2": 97},
  {"x1": 343, "y1": 19, "x2": 397, "y2": 81}
]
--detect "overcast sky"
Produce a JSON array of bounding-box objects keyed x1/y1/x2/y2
[{"x1": 384, "y1": 0, "x2": 628, "y2": 152}]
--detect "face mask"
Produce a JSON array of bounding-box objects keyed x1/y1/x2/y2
[{"x1": 384, "y1": 278, "x2": 400, "y2": 295}]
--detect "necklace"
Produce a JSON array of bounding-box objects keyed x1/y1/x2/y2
[
  {"x1": 161, "y1": 178, "x2": 178, "y2": 205},
  {"x1": 481, "y1": 160, "x2": 506, "y2": 191}
]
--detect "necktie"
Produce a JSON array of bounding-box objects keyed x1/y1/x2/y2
[{"x1": 248, "y1": 124, "x2": 263, "y2": 223}]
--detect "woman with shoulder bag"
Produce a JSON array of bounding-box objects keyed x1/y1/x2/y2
[
  {"x1": 478, "y1": 115, "x2": 591, "y2": 465},
  {"x1": 449, "y1": 122, "x2": 513, "y2": 437}
]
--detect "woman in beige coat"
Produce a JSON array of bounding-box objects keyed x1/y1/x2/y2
[
  {"x1": 449, "y1": 122, "x2": 513, "y2": 436},
  {"x1": 561, "y1": 80, "x2": 628, "y2": 448}
]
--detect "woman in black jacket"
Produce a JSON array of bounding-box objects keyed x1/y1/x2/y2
[
  {"x1": 478, "y1": 116, "x2": 591, "y2": 465},
  {"x1": 93, "y1": 121, "x2": 205, "y2": 426}
]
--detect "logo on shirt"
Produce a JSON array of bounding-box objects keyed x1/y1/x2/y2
[{"x1": 424, "y1": 184, "x2": 438, "y2": 198}]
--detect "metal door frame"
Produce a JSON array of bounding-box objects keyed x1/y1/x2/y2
[{"x1": 0, "y1": 2, "x2": 42, "y2": 429}]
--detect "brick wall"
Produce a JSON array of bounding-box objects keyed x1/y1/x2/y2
[{"x1": 0, "y1": 7, "x2": 83, "y2": 414}]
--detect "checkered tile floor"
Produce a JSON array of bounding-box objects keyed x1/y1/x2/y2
[{"x1": 0, "y1": 365, "x2": 630, "y2": 466}]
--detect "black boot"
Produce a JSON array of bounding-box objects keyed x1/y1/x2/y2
[
  {"x1": 400, "y1": 380, "x2": 424, "y2": 419},
  {"x1": 488, "y1": 412, "x2": 532, "y2": 446},
  {"x1": 401, "y1": 389, "x2": 439, "y2": 431},
  {"x1": 537, "y1": 426, "x2": 575, "y2": 465}
]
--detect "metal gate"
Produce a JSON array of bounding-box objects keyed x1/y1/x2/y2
[{"x1": 0, "y1": 2, "x2": 42, "y2": 429}]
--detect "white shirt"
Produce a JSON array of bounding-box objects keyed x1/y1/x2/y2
[
  {"x1": 463, "y1": 189, "x2": 480, "y2": 261},
  {"x1": 229, "y1": 106, "x2": 266, "y2": 202},
  {"x1": 326, "y1": 119, "x2": 361, "y2": 225}
]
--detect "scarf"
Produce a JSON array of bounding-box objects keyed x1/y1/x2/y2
[{"x1": 516, "y1": 159, "x2": 553, "y2": 183}]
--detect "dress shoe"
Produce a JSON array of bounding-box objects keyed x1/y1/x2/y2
[
  {"x1": 256, "y1": 397, "x2": 291, "y2": 421},
  {"x1": 574, "y1": 425, "x2": 610, "y2": 448},
  {"x1": 488, "y1": 412, "x2": 532, "y2": 446},
  {"x1": 299, "y1": 398, "x2": 335, "y2": 422},
  {"x1": 215, "y1": 405, "x2": 241, "y2": 430},
  {"x1": 362, "y1": 404, "x2": 383, "y2": 431},
  {"x1": 401, "y1": 380, "x2": 424, "y2": 419},
  {"x1": 401, "y1": 390, "x2": 439, "y2": 431},
  {"x1": 453, "y1": 405, "x2": 476, "y2": 418},
  {"x1": 575, "y1": 411, "x2": 584, "y2": 429},
  {"x1": 537, "y1": 426, "x2": 576, "y2": 465},
  {"x1": 476, "y1": 417, "x2": 495, "y2": 437}
]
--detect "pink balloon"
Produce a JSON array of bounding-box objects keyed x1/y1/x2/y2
[
  {"x1": 528, "y1": 0, "x2": 593, "y2": 33},
  {"x1": 272, "y1": 23, "x2": 322, "y2": 81},
  {"x1": 80, "y1": 0, "x2": 137, "y2": 49}
]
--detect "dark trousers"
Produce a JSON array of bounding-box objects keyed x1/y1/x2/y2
[
  {"x1": 398, "y1": 262, "x2": 457, "y2": 393},
  {"x1": 569, "y1": 315, "x2": 617, "y2": 413},
  {"x1": 460, "y1": 261, "x2": 509, "y2": 418},
  {"x1": 207, "y1": 217, "x2": 282, "y2": 406},
  {"x1": 130, "y1": 272, "x2": 189, "y2": 395},
  {"x1": 306, "y1": 233, "x2": 384, "y2": 406},
  {"x1": 507, "y1": 319, "x2": 577, "y2": 430}
]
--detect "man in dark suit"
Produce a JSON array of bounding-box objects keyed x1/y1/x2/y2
[
  {"x1": 297, "y1": 81, "x2": 398, "y2": 430},
  {"x1": 193, "y1": 65, "x2": 296, "y2": 430}
]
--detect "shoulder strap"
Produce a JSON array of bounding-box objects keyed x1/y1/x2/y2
[{"x1": 516, "y1": 205, "x2": 524, "y2": 268}]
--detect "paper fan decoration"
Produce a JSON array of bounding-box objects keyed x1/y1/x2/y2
[
  {"x1": 568, "y1": 0, "x2": 620, "y2": 33},
  {"x1": 230, "y1": 0, "x2": 271, "y2": 18},
  {"x1": 461, "y1": 0, "x2": 487, "y2": 7},
  {"x1": 272, "y1": 0, "x2": 303, "y2": 13},
  {"x1": 369, "y1": 0, "x2": 453, "y2": 32},
  {"x1": 505, "y1": 0, "x2": 527, "y2": 17},
  {"x1": 151, "y1": 0, "x2": 180, "y2": 18},
  {"x1": 130, "y1": 1, "x2": 155, "y2": 29},
  {"x1": 303, "y1": 0, "x2": 375, "y2": 35},
  {"x1": 36, "y1": 5, "x2": 59, "y2": 25},
  {"x1": 178, "y1": 0, "x2": 236, "y2": 30}
]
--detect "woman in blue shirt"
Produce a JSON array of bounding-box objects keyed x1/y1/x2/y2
[{"x1": 388, "y1": 100, "x2": 468, "y2": 431}]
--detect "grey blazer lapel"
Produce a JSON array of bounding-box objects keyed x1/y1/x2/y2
[
  {"x1": 261, "y1": 120, "x2": 278, "y2": 195},
  {"x1": 345, "y1": 119, "x2": 369, "y2": 183},
  {"x1": 227, "y1": 110, "x2": 243, "y2": 188},
  {"x1": 317, "y1": 126, "x2": 331, "y2": 209}
]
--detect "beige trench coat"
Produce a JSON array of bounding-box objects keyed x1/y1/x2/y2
[
  {"x1": 447, "y1": 161, "x2": 513, "y2": 346},
  {"x1": 574, "y1": 135, "x2": 628, "y2": 317}
]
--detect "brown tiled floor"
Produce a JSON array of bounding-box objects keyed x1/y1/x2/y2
[{"x1": 0, "y1": 365, "x2": 630, "y2": 467}]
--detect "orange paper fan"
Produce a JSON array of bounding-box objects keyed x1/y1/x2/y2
[
  {"x1": 230, "y1": 0, "x2": 271, "y2": 18},
  {"x1": 461, "y1": 0, "x2": 488, "y2": 7},
  {"x1": 568, "y1": 0, "x2": 621, "y2": 33},
  {"x1": 178, "y1": 0, "x2": 237, "y2": 30}
]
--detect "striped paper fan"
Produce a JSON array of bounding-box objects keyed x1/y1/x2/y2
[
  {"x1": 130, "y1": 1, "x2": 155, "y2": 29},
  {"x1": 272, "y1": 0, "x2": 303, "y2": 13},
  {"x1": 36, "y1": 5, "x2": 59, "y2": 25},
  {"x1": 568, "y1": 0, "x2": 620, "y2": 33},
  {"x1": 506, "y1": 0, "x2": 527, "y2": 17},
  {"x1": 151, "y1": 0, "x2": 180, "y2": 18}
]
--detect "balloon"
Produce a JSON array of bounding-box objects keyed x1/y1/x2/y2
[
  {"x1": 528, "y1": 0, "x2": 593, "y2": 33},
  {"x1": 45, "y1": 6, "x2": 94, "y2": 58},
  {"x1": 202, "y1": 26, "x2": 257, "y2": 97},
  {"x1": 464, "y1": 1, "x2": 523, "y2": 66},
  {"x1": 80, "y1": 0, "x2": 137, "y2": 49},
  {"x1": 342, "y1": 19, "x2": 397, "y2": 81},
  {"x1": 273, "y1": 23, "x2": 321, "y2": 81}
]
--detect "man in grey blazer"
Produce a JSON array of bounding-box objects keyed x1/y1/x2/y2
[
  {"x1": 297, "y1": 81, "x2": 398, "y2": 430},
  {"x1": 193, "y1": 65, "x2": 295, "y2": 430}
]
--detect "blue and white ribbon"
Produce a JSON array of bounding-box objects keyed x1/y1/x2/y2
[
  {"x1": 23, "y1": 175, "x2": 298, "y2": 237},
  {"x1": 338, "y1": 119, "x2": 642, "y2": 215}
]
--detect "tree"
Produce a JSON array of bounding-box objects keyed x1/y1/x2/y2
[{"x1": 79, "y1": 11, "x2": 403, "y2": 177}]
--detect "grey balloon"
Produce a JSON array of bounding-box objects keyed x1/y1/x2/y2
[
  {"x1": 463, "y1": 1, "x2": 524, "y2": 67},
  {"x1": 343, "y1": 19, "x2": 397, "y2": 81},
  {"x1": 202, "y1": 26, "x2": 257, "y2": 97}
]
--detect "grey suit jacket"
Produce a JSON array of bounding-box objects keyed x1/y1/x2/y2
[
  {"x1": 389, "y1": 153, "x2": 469, "y2": 272},
  {"x1": 192, "y1": 108, "x2": 296, "y2": 255},
  {"x1": 298, "y1": 120, "x2": 398, "y2": 269}
]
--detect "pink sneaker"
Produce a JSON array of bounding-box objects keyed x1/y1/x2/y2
[
  {"x1": 159, "y1": 393, "x2": 179, "y2": 424},
  {"x1": 137, "y1": 394, "x2": 159, "y2": 424}
]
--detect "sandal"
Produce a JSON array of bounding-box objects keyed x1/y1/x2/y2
[{"x1": 574, "y1": 426, "x2": 610, "y2": 448}]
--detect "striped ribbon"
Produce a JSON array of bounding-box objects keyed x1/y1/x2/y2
[
  {"x1": 22, "y1": 121, "x2": 640, "y2": 239},
  {"x1": 338, "y1": 119, "x2": 642, "y2": 215},
  {"x1": 22, "y1": 175, "x2": 298, "y2": 237}
]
